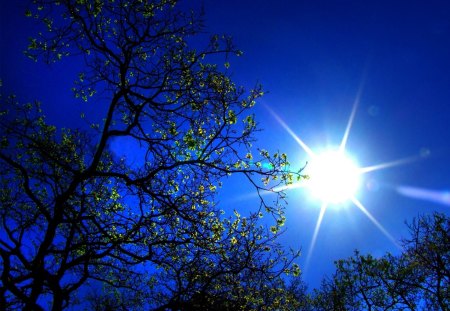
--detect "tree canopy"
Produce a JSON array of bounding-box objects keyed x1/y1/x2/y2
[
  {"x1": 312, "y1": 212, "x2": 449, "y2": 311},
  {"x1": 0, "y1": 0, "x2": 304, "y2": 310}
]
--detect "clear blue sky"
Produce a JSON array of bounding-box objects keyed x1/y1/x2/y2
[
  {"x1": 2, "y1": 0, "x2": 450, "y2": 289},
  {"x1": 202, "y1": 0, "x2": 450, "y2": 288}
]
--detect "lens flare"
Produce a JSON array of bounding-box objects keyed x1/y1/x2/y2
[{"x1": 397, "y1": 185, "x2": 450, "y2": 206}]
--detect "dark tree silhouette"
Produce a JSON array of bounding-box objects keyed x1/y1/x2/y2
[
  {"x1": 312, "y1": 212, "x2": 449, "y2": 311},
  {"x1": 0, "y1": 0, "x2": 305, "y2": 309},
  {"x1": 402, "y1": 213, "x2": 449, "y2": 310},
  {"x1": 87, "y1": 212, "x2": 307, "y2": 311}
]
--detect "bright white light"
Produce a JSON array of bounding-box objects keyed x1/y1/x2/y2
[
  {"x1": 307, "y1": 150, "x2": 361, "y2": 203},
  {"x1": 265, "y1": 100, "x2": 408, "y2": 274}
]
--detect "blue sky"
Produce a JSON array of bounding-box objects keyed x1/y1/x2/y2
[
  {"x1": 202, "y1": 0, "x2": 450, "y2": 287},
  {"x1": 2, "y1": 0, "x2": 450, "y2": 290}
]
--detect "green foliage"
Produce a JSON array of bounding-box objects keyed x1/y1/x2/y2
[
  {"x1": 312, "y1": 212, "x2": 450, "y2": 311},
  {"x1": 1, "y1": 1, "x2": 305, "y2": 310}
]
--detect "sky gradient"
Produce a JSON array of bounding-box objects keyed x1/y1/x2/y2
[
  {"x1": 2, "y1": 0, "x2": 450, "y2": 289},
  {"x1": 202, "y1": 0, "x2": 450, "y2": 288}
]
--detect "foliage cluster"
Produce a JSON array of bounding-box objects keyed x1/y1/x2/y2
[
  {"x1": 1, "y1": 0, "x2": 304, "y2": 310},
  {"x1": 312, "y1": 212, "x2": 449, "y2": 311}
]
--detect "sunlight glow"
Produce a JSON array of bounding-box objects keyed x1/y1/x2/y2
[
  {"x1": 265, "y1": 92, "x2": 407, "y2": 271},
  {"x1": 307, "y1": 150, "x2": 361, "y2": 203}
]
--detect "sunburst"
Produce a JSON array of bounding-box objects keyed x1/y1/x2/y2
[{"x1": 265, "y1": 90, "x2": 415, "y2": 272}]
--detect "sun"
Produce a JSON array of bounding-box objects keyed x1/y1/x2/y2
[
  {"x1": 306, "y1": 150, "x2": 361, "y2": 204},
  {"x1": 264, "y1": 96, "x2": 407, "y2": 273}
]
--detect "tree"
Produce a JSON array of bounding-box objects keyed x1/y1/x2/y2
[
  {"x1": 313, "y1": 252, "x2": 420, "y2": 310},
  {"x1": 312, "y1": 212, "x2": 450, "y2": 311},
  {"x1": 0, "y1": 0, "x2": 305, "y2": 309},
  {"x1": 402, "y1": 213, "x2": 449, "y2": 310},
  {"x1": 88, "y1": 211, "x2": 306, "y2": 311}
]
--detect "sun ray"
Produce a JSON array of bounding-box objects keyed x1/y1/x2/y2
[
  {"x1": 304, "y1": 203, "x2": 328, "y2": 272},
  {"x1": 264, "y1": 105, "x2": 316, "y2": 158},
  {"x1": 339, "y1": 66, "x2": 369, "y2": 153},
  {"x1": 233, "y1": 182, "x2": 307, "y2": 202},
  {"x1": 359, "y1": 156, "x2": 419, "y2": 174},
  {"x1": 265, "y1": 81, "x2": 413, "y2": 272},
  {"x1": 272, "y1": 182, "x2": 306, "y2": 193},
  {"x1": 351, "y1": 197, "x2": 401, "y2": 249},
  {"x1": 339, "y1": 88, "x2": 362, "y2": 153},
  {"x1": 396, "y1": 185, "x2": 450, "y2": 206}
]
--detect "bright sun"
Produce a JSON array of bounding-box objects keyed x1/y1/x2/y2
[
  {"x1": 307, "y1": 150, "x2": 361, "y2": 204},
  {"x1": 264, "y1": 95, "x2": 410, "y2": 273}
]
